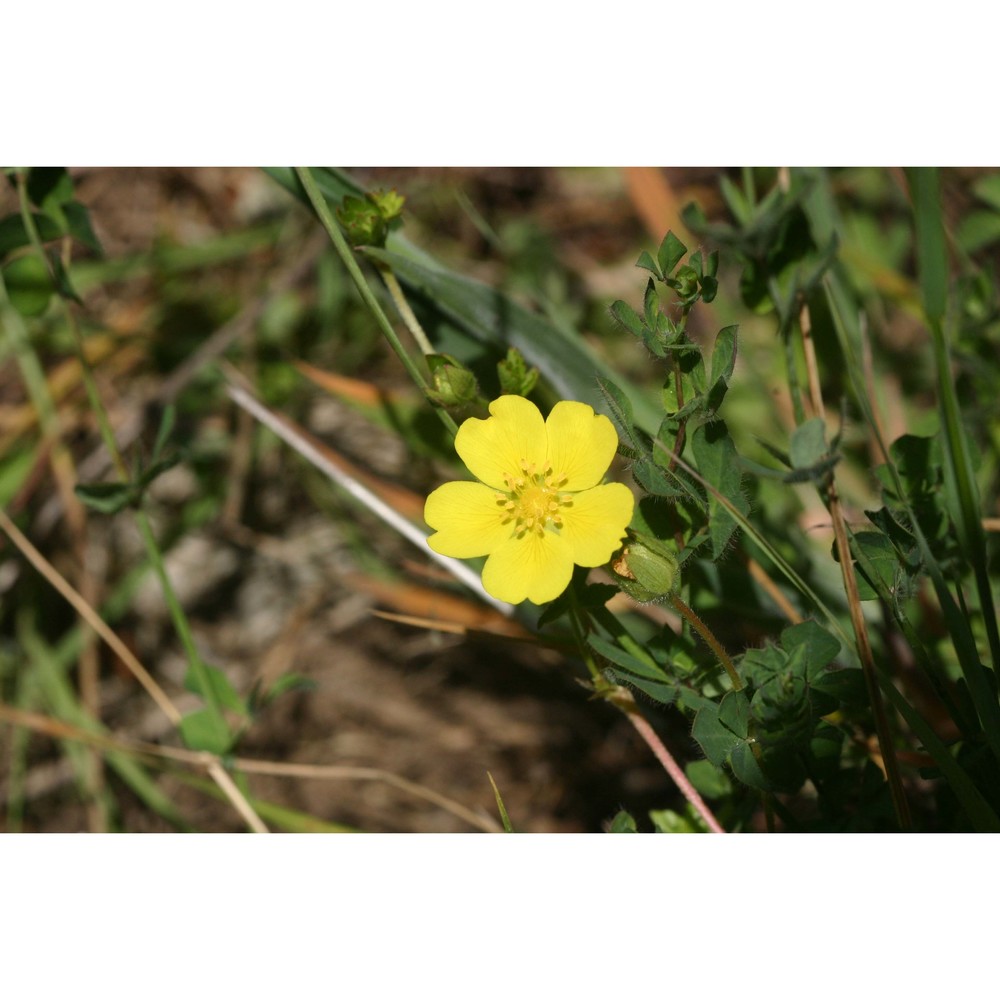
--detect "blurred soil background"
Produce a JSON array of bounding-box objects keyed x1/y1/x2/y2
[{"x1": 1, "y1": 167, "x2": 734, "y2": 832}]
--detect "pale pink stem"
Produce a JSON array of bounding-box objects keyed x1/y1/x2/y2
[{"x1": 624, "y1": 708, "x2": 726, "y2": 834}]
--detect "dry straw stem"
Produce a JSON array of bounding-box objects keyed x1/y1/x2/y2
[
  {"x1": 0, "y1": 703, "x2": 500, "y2": 833},
  {"x1": 798, "y1": 302, "x2": 911, "y2": 830},
  {"x1": 0, "y1": 508, "x2": 272, "y2": 833},
  {"x1": 223, "y1": 372, "x2": 513, "y2": 614},
  {"x1": 0, "y1": 505, "x2": 181, "y2": 728}
]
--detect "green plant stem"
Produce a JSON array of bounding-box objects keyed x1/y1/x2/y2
[
  {"x1": 669, "y1": 593, "x2": 742, "y2": 689},
  {"x1": 375, "y1": 260, "x2": 435, "y2": 355},
  {"x1": 13, "y1": 171, "x2": 224, "y2": 728},
  {"x1": 294, "y1": 166, "x2": 458, "y2": 438}
]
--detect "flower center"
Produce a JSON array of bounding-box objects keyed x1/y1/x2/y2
[{"x1": 495, "y1": 461, "x2": 572, "y2": 538}]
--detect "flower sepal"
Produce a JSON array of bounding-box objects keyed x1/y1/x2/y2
[{"x1": 610, "y1": 532, "x2": 679, "y2": 602}]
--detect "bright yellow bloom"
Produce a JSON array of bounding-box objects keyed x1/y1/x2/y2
[{"x1": 425, "y1": 395, "x2": 634, "y2": 605}]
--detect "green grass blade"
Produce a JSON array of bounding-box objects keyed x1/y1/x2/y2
[
  {"x1": 365, "y1": 247, "x2": 661, "y2": 433},
  {"x1": 908, "y1": 168, "x2": 1000, "y2": 675}
]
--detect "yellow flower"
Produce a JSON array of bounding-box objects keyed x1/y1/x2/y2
[{"x1": 425, "y1": 395, "x2": 634, "y2": 605}]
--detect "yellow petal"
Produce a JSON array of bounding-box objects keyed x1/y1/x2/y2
[
  {"x1": 559, "y1": 482, "x2": 634, "y2": 567},
  {"x1": 544, "y1": 401, "x2": 619, "y2": 491},
  {"x1": 455, "y1": 395, "x2": 547, "y2": 490},
  {"x1": 481, "y1": 530, "x2": 574, "y2": 605},
  {"x1": 425, "y1": 481, "x2": 513, "y2": 558}
]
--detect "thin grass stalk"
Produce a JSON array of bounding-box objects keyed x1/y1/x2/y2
[
  {"x1": 293, "y1": 167, "x2": 458, "y2": 438},
  {"x1": 797, "y1": 302, "x2": 911, "y2": 829},
  {"x1": 909, "y1": 168, "x2": 1000, "y2": 674}
]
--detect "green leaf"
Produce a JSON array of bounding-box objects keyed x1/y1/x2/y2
[
  {"x1": 609, "y1": 298, "x2": 647, "y2": 340},
  {"x1": 657, "y1": 231, "x2": 687, "y2": 277},
  {"x1": 595, "y1": 376, "x2": 643, "y2": 454},
  {"x1": 588, "y1": 634, "x2": 668, "y2": 684},
  {"x1": 972, "y1": 172, "x2": 1000, "y2": 212},
  {"x1": 957, "y1": 210, "x2": 1000, "y2": 253},
  {"x1": 878, "y1": 675, "x2": 1000, "y2": 832},
  {"x1": 179, "y1": 709, "x2": 233, "y2": 755},
  {"x1": 729, "y1": 740, "x2": 772, "y2": 791},
  {"x1": 718, "y1": 689, "x2": 751, "y2": 738},
  {"x1": 3, "y1": 254, "x2": 53, "y2": 316},
  {"x1": 779, "y1": 620, "x2": 841, "y2": 680},
  {"x1": 487, "y1": 772, "x2": 515, "y2": 832},
  {"x1": 649, "y1": 808, "x2": 703, "y2": 833},
  {"x1": 74, "y1": 481, "x2": 134, "y2": 515},
  {"x1": 635, "y1": 249, "x2": 661, "y2": 279},
  {"x1": 61, "y1": 201, "x2": 102, "y2": 253},
  {"x1": 152, "y1": 404, "x2": 177, "y2": 464},
  {"x1": 690, "y1": 419, "x2": 748, "y2": 559},
  {"x1": 692, "y1": 701, "x2": 742, "y2": 766},
  {"x1": 706, "y1": 325, "x2": 738, "y2": 412},
  {"x1": 685, "y1": 759, "x2": 732, "y2": 799},
  {"x1": 27, "y1": 167, "x2": 74, "y2": 209},
  {"x1": 789, "y1": 417, "x2": 827, "y2": 470},
  {"x1": 609, "y1": 810, "x2": 637, "y2": 832},
  {"x1": 184, "y1": 663, "x2": 246, "y2": 715},
  {"x1": 0, "y1": 213, "x2": 54, "y2": 258},
  {"x1": 364, "y1": 247, "x2": 660, "y2": 433},
  {"x1": 908, "y1": 167, "x2": 948, "y2": 325},
  {"x1": 849, "y1": 530, "x2": 900, "y2": 601}
]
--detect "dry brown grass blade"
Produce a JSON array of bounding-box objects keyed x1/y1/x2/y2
[
  {"x1": 0, "y1": 702, "x2": 499, "y2": 833},
  {"x1": 621, "y1": 167, "x2": 694, "y2": 246},
  {"x1": 0, "y1": 507, "x2": 273, "y2": 832},
  {"x1": 294, "y1": 360, "x2": 408, "y2": 408},
  {"x1": 228, "y1": 371, "x2": 426, "y2": 522},
  {"x1": 0, "y1": 505, "x2": 182, "y2": 727},
  {"x1": 348, "y1": 573, "x2": 530, "y2": 639}
]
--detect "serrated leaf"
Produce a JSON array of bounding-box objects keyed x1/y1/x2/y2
[
  {"x1": 718, "y1": 689, "x2": 751, "y2": 738},
  {"x1": 595, "y1": 376, "x2": 642, "y2": 454},
  {"x1": 692, "y1": 702, "x2": 742, "y2": 766},
  {"x1": 643, "y1": 278, "x2": 659, "y2": 328},
  {"x1": 690, "y1": 419, "x2": 748, "y2": 558},
  {"x1": 729, "y1": 740, "x2": 772, "y2": 791},
  {"x1": 635, "y1": 249, "x2": 661, "y2": 278},
  {"x1": 609, "y1": 299, "x2": 646, "y2": 339},
  {"x1": 779, "y1": 620, "x2": 841, "y2": 680},
  {"x1": 706, "y1": 325, "x2": 738, "y2": 411},
  {"x1": 657, "y1": 231, "x2": 688, "y2": 277},
  {"x1": 849, "y1": 530, "x2": 900, "y2": 601}
]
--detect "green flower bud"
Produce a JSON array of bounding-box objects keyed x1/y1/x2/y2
[
  {"x1": 497, "y1": 347, "x2": 539, "y2": 398},
  {"x1": 366, "y1": 188, "x2": 405, "y2": 223},
  {"x1": 610, "y1": 534, "x2": 679, "y2": 601},
  {"x1": 336, "y1": 194, "x2": 387, "y2": 248},
  {"x1": 671, "y1": 264, "x2": 700, "y2": 303},
  {"x1": 426, "y1": 354, "x2": 480, "y2": 408}
]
